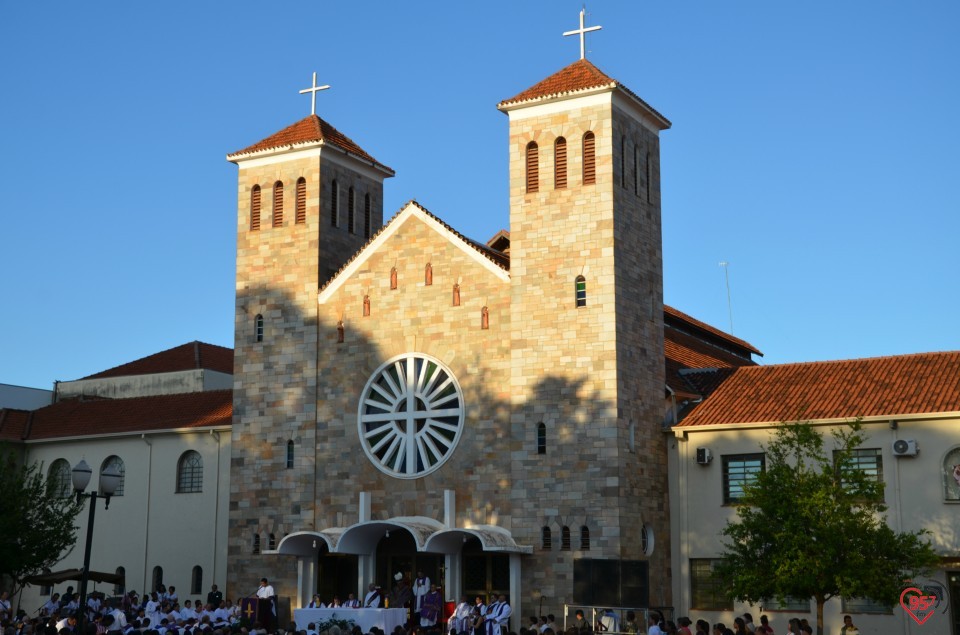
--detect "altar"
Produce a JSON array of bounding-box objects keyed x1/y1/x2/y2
[{"x1": 293, "y1": 608, "x2": 408, "y2": 633}]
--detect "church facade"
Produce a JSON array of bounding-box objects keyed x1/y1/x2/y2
[{"x1": 226, "y1": 58, "x2": 678, "y2": 618}]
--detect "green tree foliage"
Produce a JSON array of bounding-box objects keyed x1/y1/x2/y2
[
  {"x1": 0, "y1": 445, "x2": 83, "y2": 595},
  {"x1": 716, "y1": 421, "x2": 939, "y2": 635}
]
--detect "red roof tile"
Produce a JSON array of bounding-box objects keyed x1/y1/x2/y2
[
  {"x1": 0, "y1": 408, "x2": 31, "y2": 441},
  {"x1": 664, "y1": 316, "x2": 758, "y2": 398},
  {"x1": 20, "y1": 390, "x2": 232, "y2": 440},
  {"x1": 676, "y1": 351, "x2": 960, "y2": 427},
  {"x1": 497, "y1": 59, "x2": 671, "y2": 129},
  {"x1": 82, "y1": 341, "x2": 233, "y2": 380},
  {"x1": 664, "y1": 305, "x2": 762, "y2": 357},
  {"x1": 228, "y1": 115, "x2": 394, "y2": 174}
]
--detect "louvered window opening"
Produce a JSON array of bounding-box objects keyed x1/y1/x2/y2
[
  {"x1": 525, "y1": 142, "x2": 539, "y2": 193},
  {"x1": 250, "y1": 186, "x2": 261, "y2": 230},
  {"x1": 273, "y1": 181, "x2": 283, "y2": 227},
  {"x1": 583, "y1": 133, "x2": 596, "y2": 185},
  {"x1": 330, "y1": 180, "x2": 339, "y2": 227},
  {"x1": 364, "y1": 194, "x2": 372, "y2": 239},
  {"x1": 555, "y1": 137, "x2": 567, "y2": 189},
  {"x1": 295, "y1": 178, "x2": 306, "y2": 224},
  {"x1": 348, "y1": 187, "x2": 356, "y2": 234}
]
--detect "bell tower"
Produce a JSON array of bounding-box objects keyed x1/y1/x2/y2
[
  {"x1": 225, "y1": 77, "x2": 394, "y2": 596},
  {"x1": 498, "y1": 46, "x2": 673, "y2": 604}
]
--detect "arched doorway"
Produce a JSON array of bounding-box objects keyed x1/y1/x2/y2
[{"x1": 375, "y1": 531, "x2": 442, "y2": 598}]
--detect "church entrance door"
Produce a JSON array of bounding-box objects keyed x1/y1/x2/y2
[
  {"x1": 375, "y1": 531, "x2": 442, "y2": 596},
  {"x1": 317, "y1": 553, "x2": 358, "y2": 603},
  {"x1": 461, "y1": 537, "x2": 509, "y2": 601}
]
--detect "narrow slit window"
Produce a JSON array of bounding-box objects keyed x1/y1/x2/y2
[
  {"x1": 286, "y1": 440, "x2": 294, "y2": 469},
  {"x1": 580, "y1": 526, "x2": 590, "y2": 550},
  {"x1": 537, "y1": 422, "x2": 546, "y2": 455},
  {"x1": 646, "y1": 152, "x2": 652, "y2": 203},
  {"x1": 364, "y1": 193, "x2": 372, "y2": 239},
  {"x1": 330, "y1": 179, "x2": 339, "y2": 227},
  {"x1": 583, "y1": 132, "x2": 596, "y2": 185},
  {"x1": 620, "y1": 136, "x2": 627, "y2": 189},
  {"x1": 250, "y1": 185, "x2": 261, "y2": 231},
  {"x1": 252, "y1": 534, "x2": 260, "y2": 555},
  {"x1": 526, "y1": 141, "x2": 539, "y2": 193},
  {"x1": 575, "y1": 276, "x2": 586, "y2": 308},
  {"x1": 561, "y1": 526, "x2": 571, "y2": 550},
  {"x1": 272, "y1": 181, "x2": 283, "y2": 227},
  {"x1": 555, "y1": 137, "x2": 567, "y2": 189},
  {"x1": 634, "y1": 146, "x2": 641, "y2": 196},
  {"x1": 542, "y1": 526, "x2": 552, "y2": 549},
  {"x1": 255, "y1": 314, "x2": 264, "y2": 342},
  {"x1": 295, "y1": 178, "x2": 306, "y2": 224},
  {"x1": 348, "y1": 187, "x2": 356, "y2": 234}
]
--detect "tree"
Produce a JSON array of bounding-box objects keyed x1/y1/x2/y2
[
  {"x1": 0, "y1": 445, "x2": 83, "y2": 597},
  {"x1": 715, "y1": 421, "x2": 939, "y2": 635}
]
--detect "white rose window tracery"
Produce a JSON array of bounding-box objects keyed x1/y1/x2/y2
[{"x1": 358, "y1": 353, "x2": 464, "y2": 479}]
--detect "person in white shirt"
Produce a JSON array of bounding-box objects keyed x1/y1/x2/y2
[
  {"x1": 180, "y1": 601, "x2": 198, "y2": 622},
  {"x1": 256, "y1": 579, "x2": 275, "y2": 600}
]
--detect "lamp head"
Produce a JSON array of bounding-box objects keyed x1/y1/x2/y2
[{"x1": 72, "y1": 459, "x2": 92, "y2": 493}]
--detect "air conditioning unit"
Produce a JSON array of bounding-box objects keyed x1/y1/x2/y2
[
  {"x1": 892, "y1": 439, "x2": 919, "y2": 457},
  {"x1": 696, "y1": 447, "x2": 713, "y2": 465}
]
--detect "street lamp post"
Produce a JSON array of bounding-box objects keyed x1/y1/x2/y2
[{"x1": 72, "y1": 459, "x2": 120, "y2": 633}]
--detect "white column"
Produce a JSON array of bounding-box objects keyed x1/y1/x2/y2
[
  {"x1": 358, "y1": 492, "x2": 375, "y2": 593},
  {"x1": 296, "y1": 556, "x2": 315, "y2": 609},
  {"x1": 509, "y1": 553, "x2": 522, "y2": 630},
  {"x1": 445, "y1": 553, "x2": 460, "y2": 602}
]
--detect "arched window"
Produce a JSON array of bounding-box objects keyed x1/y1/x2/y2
[
  {"x1": 390, "y1": 267, "x2": 398, "y2": 290},
  {"x1": 286, "y1": 440, "x2": 294, "y2": 469},
  {"x1": 620, "y1": 135, "x2": 627, "y2": 189},
  {"x1": 152, "y1": 567, "x2": 163, "y2": 593},
  {"x1": 101, "y1": 455, "x2": 125, "y2": 496},
  {"x1": 348, "y1": 187, "x2": 356, "y2": 234},
  {"x1": 582, "y1": 132, "x2": 596, "y2": 185},
  {"x1": 541, "y1": 526, "x2": 552, "y2": 549},
  {"x1": 452, "y1": 283, "x2": 461, "y2": 307},
  {"x1": 481, "y1": 306, "x2": 489, "y2": 330},
  {"x1": 114, "y1": 567, "x2": 126, "y2": 596},
  {"x1": 561, "y1": 526, "x2": 571, "y2": 550},
  {"x1": 554, "y1": 137, "x2": 567, "y2": 189},
  {"x1": 268, "y1": 533, "x2": 276, "y2": 550},
  {"x1": 525, "y1": 141, "x2": 539, "y2": 193},
  {"x1": 646, "y1": 152, "x2": 652, "y2": 203},
  {"x1": 191, "y1": 566, "x2": 202, "y2": 595},
  {"x1": 250, "y1": 185, "x2": 261, "y2": 231},
  {"x1": 252, "y1": 534, "x2": 261, "y2": 555},
  {"x1": 177, "y1": 450, "x2": 203, "y2": 493},
  {"x1": 295, "y1": 177, "x2": 306, "y2": 224},
  {"x1": 580, "y1": 526, "x2": 590, "y2": 550},
  {"x1": 272, "y1": 181, "x2": 283, "y2": 227},
  {"x1": 425, "y1": 263, "x2": 433, "y2": 286},
  {"x1": 364, "y1": 194, "x2": 372, "y2": 239},
  {"x1": 943, "y1": 446, "x2": 960, "y2": 501},
  {"x1": 537, "y1": 422, "x2": 546, "y2": 455},
  {"x1": 575, "y1": 276, "x2": 587, "y2": 308},
  {"x1": 48, "y1": 459, "x2": 71, "y2": 498},
  {"x1": 363, "y1": 295, "x2": 371, "y2": 317},
  {"x1": 255, "y1": 314, "x2": 264, "y2": 343},
  {"x1": 330, "y1": 179, "x2": 339, "y2": 227}
]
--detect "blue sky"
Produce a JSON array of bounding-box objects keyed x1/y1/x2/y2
[{"x1": 2, "y1": 1, "x2": 958, "y2": 389}]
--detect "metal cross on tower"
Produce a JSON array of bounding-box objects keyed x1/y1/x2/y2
[
  {"x1": 299, "y1": 71, "x2": 331, "y2": 116},
  {"x1": 563, "y1": 6, "x2": 602, "y2": 60}
]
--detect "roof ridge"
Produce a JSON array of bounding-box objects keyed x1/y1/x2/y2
[{"x1": 751, "y1": 349, "x2": 960, "y2": 370}]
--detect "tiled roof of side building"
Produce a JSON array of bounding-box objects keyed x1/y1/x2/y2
[
  {"x1": 676, "y1": 350, "x2": 960, "y2": 427},
  {"x1": 20, "y1": 390, "x2": 233, "y2": 440},
  {"x1": 664, "y1": 305, "x2": 762, "y2": 357},
  {"x1": 497, "y1": 59, "x2": 671, "y2": 129},
  {"x1": 0, "y1": 408, "x2": 31, "y2": 441},
  {"x1": 227, "y1": 114, "x2": 394, "y2": 174},
  {"x1": 82, "y1": 341, "x2": 233, "y2": 380},
  {"x1": 664, "y1": 320, "x2": 758, "y2": 399}
]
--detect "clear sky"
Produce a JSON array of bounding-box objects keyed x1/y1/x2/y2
[{"x1": 2, "y1": 1, "x2": 958, "y2": 390}]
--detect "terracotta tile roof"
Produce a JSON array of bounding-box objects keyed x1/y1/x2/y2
[
  {"x1": 82, "y1": 341, "x2": 233, "y2": 380},
  {"x1": 318, "y1": 200, "x2": 510, "y2": 293},
  {"x1": 676, "y1": 351, "x2": 960, "y2": 427},
  {"x1": 15, "y1": 390, "x2": 232, "y2": 440},
  {"x1": 0, "y1": 408, "x2": 31, "y2": 442},
  {"x1": 664, "y1": 311, "x2": 758, "y2": 398},
  {"x1": 497, "y1": 59, "x2": 671, "y2": 129},
  {"x1": 664, "y1": 305, "x2": 762, "y2": 357},
  {"x1": 228, "y1": 115, "x2": 394, "y2": 174}
]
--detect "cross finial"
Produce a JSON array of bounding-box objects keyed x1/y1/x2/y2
[
  {"x1": 299, "y1": 71, "x2": 331, "y2": 116},
  {"x1": 563, "y1": 6, "x2": 602, "y2": 60}
]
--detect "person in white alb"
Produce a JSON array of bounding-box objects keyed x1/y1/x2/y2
[
  {"x1": 343, "y1": 593, "x2": 360, "y2": 608},
  {"x1": 491, "y1": 595, "x2": 512, "y2": 635},
  {"x1": 413, "y1": 571, "x2": 430, "y2": 616},
  {"x1": 452, "y1": 595, "x2": 473, "y2": 635},
  {"x1": 363, "y1": 583, "x2": 381, "y2": 608}
]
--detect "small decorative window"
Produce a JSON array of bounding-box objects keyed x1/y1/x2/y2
[
  {"x1": 177, "y1": 450, "x2": 203, "y2": 493},
  {"x1": 273, "y1": 181, "x2": 283, "y2": 227},
  {"x1": 48, "y1": 458, "x2": 72, "y2": 498},
  {"x1": 286, "y1": 440, "x2": 294, "y2": 469},
  {"x1": 580, "y1": 526, "x2": 590, "y2": 550},
  {"x1": 525, "y1": 141, "x2": 539, "y2": 193},
  {"x1": 641, "y1": 524, "x2": 655, "y2": 555},
  {"x1": 250, "y1": 185, "x2": 261, "y2": 231},
  {"x1": 425, "y1": 263, "x2": 433, "y2": 286},
  {"x1": 252, "y1": 534, "x2": 261, "y2": 555},
  {"x1": 152, "y1": 567, "x2": 164, "y2": 593},
  {"x1": 101, "y1": 455, "x2": 125, "y2": 496},
  {"x1": 364, "y1": 193, "x2": 372, "y2": 239},
  {"x1": 390, "y1": 267, "x2": 398, "y2": 290},
  {"x1": 943, "y1": 447, "x2": 960, "y2": 501},
  {"x1": 268, "y1": 533, "x2": 276, "y2": 550},
  {"x1": 541, "y1": 526, "x2": 552, "y2": 550},
  {"x1": 255, "y1": 314, "x2": 264, "y2": 343},
  {"x1": 575, "y1": 276, "x2": 586, "y2": 308},
  {"x1": 363, "y1": 295, "x2": 371, "y2": 317},
  {"x1": 537, "y1": 422, "x2": 546, "y2": 455},
  {"x1": 348, "y1": 187, "x2": 356, "y2": 234},
  {"x1": 452, "y1": 283, "x2": 461, "y2": 306},
  {"x1": 561, "y1": 526, "x2": 571, "y2": 550},
  {"x1": 722, "y1": 453, "x2": 764, "y2": 504},
  {"x1": 337, "y1": 320, "x2": 345, "y2": 343},
  {"x1": 582, "y1": 132, "x2": 596, "y2": 185},
  {"x1": 295, "y1": 178, "x2": 306, "y2": 224},
  {"x1": 330, "y1": 179, "x2": 339, "y2": 227},
  {"x1": 191, "y1": 566, "x2": 202, "y2": 595},
  {"x1": 554, "y1": 137, "x2": 567, "y2": 189},
  {"x1": 481, "y1": 306, "x2": 489, "y2": 330}
]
